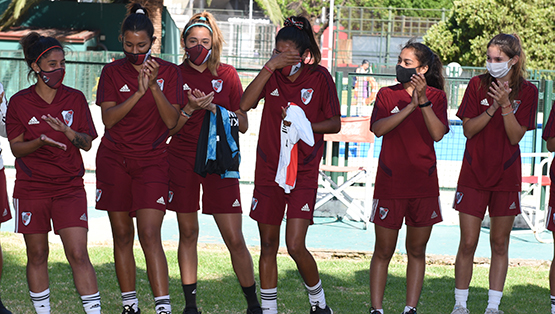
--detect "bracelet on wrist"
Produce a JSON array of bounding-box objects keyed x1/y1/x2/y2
[
  {"x1": 485, "y1": 109, "x2": 493, "y2": 118},
  {"x1": 418, "y1": 101, "x2": 432, "y2": 108},
  {"x1": 501, "y1": 111, "x2": 512, "y2": 117},
  {"x1": 263, "y1": 65, "x2": 274, "y2": 74},
  {"x1": 181, "y1": 109, "x2": 192, "y2": 118},
  {"x1": 501, "y1": 104, "x2": 511, "y2": 109}
]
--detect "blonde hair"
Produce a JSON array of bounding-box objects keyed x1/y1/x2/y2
[{"x1": 182, "y1": 12, "x2": 224, "y2": 76}]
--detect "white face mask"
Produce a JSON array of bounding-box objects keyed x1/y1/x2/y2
[{"x1": 486, "y1": 59, "x2": 513, "y2": 78}]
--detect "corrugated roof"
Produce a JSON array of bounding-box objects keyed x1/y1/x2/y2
[{"x1": 0, "y1": 28, "x2": 99, "y2": 43}]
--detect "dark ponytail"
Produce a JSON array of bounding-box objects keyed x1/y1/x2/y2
[
  {"x1": 402, "y1": 40, "x2": 444, "y2": 91},
  {"x1": 19, "y1": 32, "x2": 64, "y2": 80},
  {"x1": 276, "y1": 16, "x2": 321, "y2": 69},
  {"x1": 121, "y1": 2, "x2": 154, "y2": 40}
]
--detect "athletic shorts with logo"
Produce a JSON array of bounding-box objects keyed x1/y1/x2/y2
[
  {"x1": 95, "y1": 144, "x2": 168, "y2": 216},
  {"x1": 14, "y1": 187, "x2": 87, "y2": 234},
  {"x1": 167, "y1": 152, "x2": 242, "y2": 214},
  {"x1": 370, "y1": 197, "x2": 442, "y2": 230},
  {"x1": 250, "y1": 185, "x2": 316, "y2": 225},
  {"x1": 0, "y1": 168, "x2": 11, "y2": 223},
  {"x1": 453, "y1": 185, "x2": 521, "y2": 220}
]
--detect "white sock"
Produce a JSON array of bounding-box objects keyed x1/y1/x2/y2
[
  {"x1": 487, "y1": 289, "x2": 503, "y2": 310},
  {"x1": 154, "y1": 295, "x2": 171, "y2": 314},
  {"x1": 30, "y1": 288, "x2": 51, "y2": 314},
  {"x1": 260, "y1": 287, "x2": 278, "y2": 314},
  {"x1": 374, "y1": 309, "x2": 384, "y2": 314},
  {"x1": 404, "y1": 305, "x2": 415, "y2": 313},
  {"x1": 81, "y1": 292, "x2": 101, "y2": 314},
  {"x1": 551, "y1": 295, "x2": 555, "y2": 313},
  {"x1": 305, "y1": 280, "x2": 326, "y2": 309},
  {"x1": 122, "y1": 291, "x2": 139, "y2": 312},
  {"x1": 454, "y1": 288, "x2": 469, "y2": 308}
]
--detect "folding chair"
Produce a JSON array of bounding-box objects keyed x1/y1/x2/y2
[
  {"x1": 520, "y1": 152, "x2": 553, "y2": 243},
  {"x1": 315, "y1": 116, "x2": 374, "y2": 229}
]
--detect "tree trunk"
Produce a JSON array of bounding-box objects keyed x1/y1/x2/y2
[{"x1": 150, "y1": 0, "x2": 164, "y2": 54}]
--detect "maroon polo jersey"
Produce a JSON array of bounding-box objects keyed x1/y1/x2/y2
[
  {"x1": 370, "y1": 84, "x2": 448, "y2": 199},
  {"x1": 456, "y1": 75, "x2": 538, "y2": 191},
  {"x1": 96, "y1": 57, "x2": 184, "y2": 159},
  {"x1": 7, "y1": 85, "x2": 97, "y2": 198}
]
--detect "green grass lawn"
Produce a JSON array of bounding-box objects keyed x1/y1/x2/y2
[{"x1": 0, "y1": 231, "x2": 551, "y2": 314}]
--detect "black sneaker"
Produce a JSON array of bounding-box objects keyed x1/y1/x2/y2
[
  {"x1": 122, "y1": 305, "x2": 141, "y2": 314},
  {"x1": 369, "y1": 307, "x2": 380, "y2": 314},
  {"x1": 246, "y1": 306, "x2": 263, "y2": 314},
  {"x1": 310, "y1": 304, "x2": 333, "y2": 314},
  {"x1": 402, "y1": 308, "x2": 417, "y2": 314},
  {"x1": 183, "y1": 307, "x2": 201, "y2": 314}
]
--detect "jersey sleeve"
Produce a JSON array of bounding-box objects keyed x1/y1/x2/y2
[
  {"x1": 456, "y1": 76, "x2": 480, "y2": 120},
  {"x1": 370, "y1": 87, "x2": 390, "y2": 128},
  {"x1": 228, "y1": 68, "x2": 243, "y2": 112},
  {"x1": 163, "y1": 63, "x2": 185, "y2": 107},
  {"x1": 96, "y1": 66, "x2": 117, "y2": 105},
  {"x1": 75, "y1": 93, "x2": 98, "y2": 139},
  {"x1": 318, "y1": 67, "x2": 340, "y2": 119},
  {"x1": 543, "y1": 102, "x2": 555, "y2": 140},
  {"x1": 6, "y1": 97, "x2": 24, "y2": 141},
  {"x1": 514, "y1": 81, "x2": 538, "y2": 131},
  {"x1": 430, "y1": 89, "x2": 449, "y2": 129}
]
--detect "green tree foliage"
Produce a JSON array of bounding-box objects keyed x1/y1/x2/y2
[{"x1": 424, "y1": 0, "x2": 555, "y2": 69}]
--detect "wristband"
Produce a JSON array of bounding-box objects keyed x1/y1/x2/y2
[
  {"x1": 501, "y1": 111, "x2": 512, "y2": 117},
  {"x1": 263, "y1": 65, "x2": 273, "y2": 74},
  {"x1": 501, "y1": 104, "x2": 511, "y2": 109},
  {"x1": 181, "y1": 109, "x2": 192, "y2": 118},
  {"x1": 418, "y1": 101, "x2": 432, "y2": 108},
  {"x1": 485, "y1": 109, "x2": 493, "y2": 118}
]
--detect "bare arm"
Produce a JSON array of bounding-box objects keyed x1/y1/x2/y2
[
  {"x1": 240, "y1": 50, "x2": 301, "y2": 113},
  {"x1": 371, "y1": 88, "x2": 418, "y2": 137},
  {"x1": 547, "y1": 137, "x2": 555, "y2": 152},
  {"x1": 489, "y1": 80, "x2": 526, "y2": 145},
  {"x1": 144, "y1": 59, "x2": 180, "y2": 129},
  {"x1": 411, "y1": 74, "x2": 447, "y2": 142},
  {"x1": 10, "y1": 133, "x2": 66, "y2": 158},
  {"x1": 168, "y1": 89, "x2": 214, "y2": 136},
  {"x1": 312, "y1": 115, "x2": 341, "y2": 134},
  {"x1": 42, "y1": 114, "x2": 93, "y2": 151}
]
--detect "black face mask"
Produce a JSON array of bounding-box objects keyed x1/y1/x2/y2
[{"x1": 396, "y1": 64, "x2": 417, "y2": 83}]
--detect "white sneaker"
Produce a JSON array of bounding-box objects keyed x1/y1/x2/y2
[
  {"x1": 451, "y1": 305, "x2": 469, "y2": 314},
  {"x1": 484, "y1": 309, "x2": 503, "y2": 314}
]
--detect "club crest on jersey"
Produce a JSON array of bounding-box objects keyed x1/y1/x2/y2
[
  {"x1": 22, "y1": 212, "x2": 32, "y2": 226},
  {"x1": 212, "y1": 79, "x2": 223, "y2": 93},
  {"x1": 379, "y1": 207, "x2": 389, "y2": 220},
  {"x1": 455, "y1": 191, "x2": 464, "y2": 204},
  {"x1": 301, "y1": 88, "x2": 314, "y2": 105},
  {"x1": 251, "y1": 198, "x2": 259, "y2": 211},
  {"x1": 62, "y1": 110, "x2": 74, "y2": 127},
  {"x1": 157, "y1": 78, "x2": 165, "y2": 91},
  {"x1": 96, "y1": 189, "x2": 102, "y2": 202},
  {"x1": 168, "y1": 191, "x2": 174, "y2": 203}
]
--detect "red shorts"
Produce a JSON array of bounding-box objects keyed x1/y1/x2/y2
[
  {"x1": 0, "y1": 169, "x2": 11, "y2": 223},
  {"x1": 453, "y1": 185, "x2": 521, "y2": 219},
  {"x1": 14, "y1": 187, "x2": 87, "y2": 234},
  {"x1": 249, "y1": 185, "x2": 316, "y2": 225},
  {"x1": 167, "y1": 152, "x2": 242, "y2": 214},
  {"x1": 95, "y1": 144, "x2": 168, "y2": 216},
  {"x1": 370, "y1": 197, "x2": 442, "y2": 230}
]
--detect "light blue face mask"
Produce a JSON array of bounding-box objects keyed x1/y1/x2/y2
[{"x1": 486, "y1": 58, "x2": 513, "y2": 78}]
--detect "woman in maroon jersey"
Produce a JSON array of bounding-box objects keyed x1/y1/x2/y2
[
  {"x1": 167, "y1": 12, "x2": 262, "y2": 314},
  {"x1": 451, "y1": 34, "x2": 538, "y2": 314},
  {"x1": 6, "y1": 32, "x2": 101, "y2": 313},
  {"x1": 240, "y1": 16, "x2": 340, "y2": 314},
  {"x1": 368, "y1": 41, "x2": 448, "y2": 314},
  {"x1": 94, "y1": 3, "x2": 182, "y2": 314}
]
